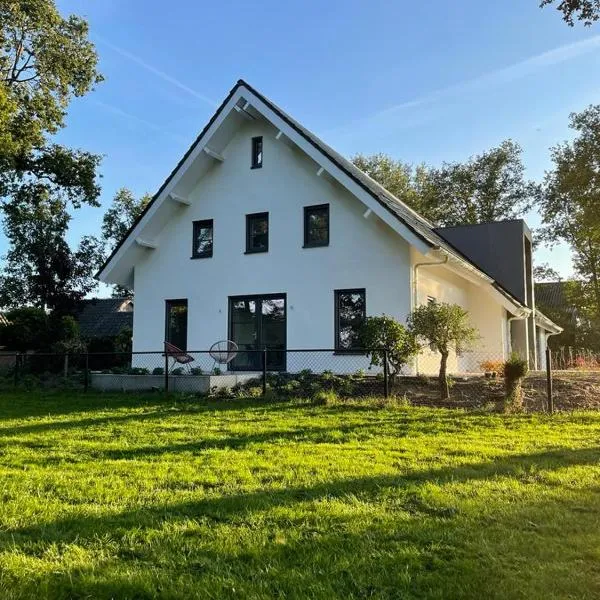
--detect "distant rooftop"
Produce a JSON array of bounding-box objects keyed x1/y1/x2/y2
[{"x1": 75, "y1": 298, "x2": 133, "y2": 339}]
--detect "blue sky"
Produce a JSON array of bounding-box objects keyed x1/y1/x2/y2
[{"x1": 51, "y1": 0, "x2": 600, "y2": 288}]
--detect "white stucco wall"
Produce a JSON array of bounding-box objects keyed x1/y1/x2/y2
[
  {"x1": 132, "y1": 119, "x2": 412, "y2": 372},
  {"x1": 414, "y1": 253, "x2": 509, "y2": 375}
]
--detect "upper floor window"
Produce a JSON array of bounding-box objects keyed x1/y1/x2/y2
[
  {"x1": 251, "y1": 136, "x2": 263, "y2": 169},
  {"x1": 192, "y1": 219, "x2": 213, "y2": 258},
  {"x1": 246, "y1": 212, "x2": 269, "y2": 253},
  {"x1": 335, "y1": 289, "x2": 366, "y2": 352},
  {"x1": 304, "y1": 204, "x2": 329, "y2": 247}
]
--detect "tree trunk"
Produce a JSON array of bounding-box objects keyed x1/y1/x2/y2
[
  {"x1": 504, "y1": 376, "x2": 523, "y2": 412},
  {"x1": 439, "y1": 352, "x2": 449, "y2": 400}
]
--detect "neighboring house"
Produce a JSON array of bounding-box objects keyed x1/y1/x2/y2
[
  {"x1": 535, "y1": 280, "x2": 580, "y2": 348},
  {"x1": 98, "y1": 80, "x2": 561, "y2": 374},
  {"x1": 74, "y1": 298, "x2": 133, "y2": 341},
  {"x1": 535, "y1": 281, "x2": 578, "y2": 323}
]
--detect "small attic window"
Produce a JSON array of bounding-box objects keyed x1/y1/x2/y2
[{"x1": 251, "y1": 136, "x2": 263, "y2": 169}]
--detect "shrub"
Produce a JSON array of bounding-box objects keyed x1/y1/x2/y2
[
  {"x1": 312, "y1": 390, "x2": 340, "y2": 406},
  {"x1": 152, "y1": 367, "x2": 164, "y2": 375},
  {"x1": 171, "y1": 367, "x2": 184, "y2": 375},
  {"x1": 359, "y1": 315, "x2": 418, "y2": 388},
  {"x1": 128, "y1": 367, "x2": 149, "y2": 375},
  {"x1": 213, "y1": 386, "x2": 230, "y2": 398},
  {"x1": 503, "y1": 353, "x2": 528, "y2": 412},
  {"x1": 190, "y1": 367, "x2": 204, "y2": 375},
  {"x1": 480, "y1": 359, "x2": 504, "y2": 375}
]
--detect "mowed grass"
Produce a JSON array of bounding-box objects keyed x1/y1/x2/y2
[{"x1": 0, "y1": 393, "x2": 599, "y2": 599}]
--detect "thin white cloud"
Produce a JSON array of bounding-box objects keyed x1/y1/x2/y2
[
  {"x1": 95, "y1": 35, "x2": 217, "y2": 107},
  {"x1": 329, "y1": 35, "x2": 600, "y2": 139},
  {"x1": 92, "y1": 99, "x2": 189, "y2": 144}
]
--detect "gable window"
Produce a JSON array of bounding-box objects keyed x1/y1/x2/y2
[
  {"x1": 246, "y1": 212, "x2": 269, "y2": 253},
  {"x1": 304, "y1": 204, "x2": 329, "y2": 247},
  {"x1": 192, "y1": 219, "x2": 213, "y2": 258},
  {"x1": 335, "y1": 289, "x2": 366, "y2": 352},
  {"x1": 251, "y1": 136, "x2": 263, "y2": 169},
  {"x1": 165, "y1": 299, "x2": 188, "y2": 351}
]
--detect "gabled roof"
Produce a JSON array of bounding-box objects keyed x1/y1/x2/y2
[{"x1": 96, "y1": 79, "x2": 531, "y2": 314}]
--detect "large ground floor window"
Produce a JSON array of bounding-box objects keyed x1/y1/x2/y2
[
  {"x1": 335, "y1": 289, "x2": 366, "y2": 352},
  {"x1": 229, "y1": 294, "x2": 286, "y2": 371}
]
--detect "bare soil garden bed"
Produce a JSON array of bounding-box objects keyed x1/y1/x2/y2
[{"x1": 395, "y1": 371, "x2": 600, "y2": 411}]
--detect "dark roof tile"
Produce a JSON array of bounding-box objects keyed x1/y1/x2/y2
[{"x1": 75, "y1": 298, "x2": 133, "y2": 339}]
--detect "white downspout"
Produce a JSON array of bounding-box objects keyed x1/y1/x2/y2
[
  {"x1": 412, "y1": 254, "x2": 449, "y2": 374},
  {"x1": 507, "y1": 312, "x2": 528, "y2": 359},
  {"x1": 544, "y1": 331, "x2": 561, "y2": 370}
]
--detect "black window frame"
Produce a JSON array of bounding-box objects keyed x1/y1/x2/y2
[
  {"x1": 334, "y1": 288, "x2": 366, "y2": 353},
  {"x1": 191, "y1": 219, "x2": 214, "y2": 259},
  {"x1": 251, "y1": 136, "x2": 263, "y2": 169},
  {"x1": 165, "y1": 299, "x2": 188, "y2": 351},
  {"x1": 303, "y1": 203, "x2": 330, "y2": 248},
  {"x1": 245, "y1": 212, "x2": 269, "y2": 254}
]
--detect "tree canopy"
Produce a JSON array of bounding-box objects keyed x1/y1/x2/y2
[
  {"x1": 351, "y1": 141, "x2": 535, "y2": 227},
  {"x1": 0, "y1": 184, "x2": 104, "y2": 312},
  {"x1": 98, "y1": 188, "x2": 152, "y2": 296},
  {"x1": 0, "y1": 0, "x2": 103, "y2": 205},
  {"x1": 540, "y1": 0, "x2": 600, "y2": 25},
  {"x1": 539, "y1": 105, "x2": 600, "y2": 326},
  {"x1": 101, "y1": 188, "x2": 152, "y2": 252}
]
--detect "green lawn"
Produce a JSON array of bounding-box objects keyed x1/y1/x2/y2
[{"x1": 0, "y1": 393, "x2": 599, "y2": 599}]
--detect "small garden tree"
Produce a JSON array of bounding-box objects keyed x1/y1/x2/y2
[
  {"x1": 51, "y1": 316, "x2": 85, "y2": 377},
  {"x1": 359, "y1": 315, "x2": 418, "y2": 389},
  {"x1": 408, "y1": 302, "x2": 479, "y2": 400}
]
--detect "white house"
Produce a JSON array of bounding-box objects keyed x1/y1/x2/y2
[{"x1": 98, "y1": 80, "x2": 561, "y2": 375}]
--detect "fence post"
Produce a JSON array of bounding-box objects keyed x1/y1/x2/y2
[
  {"x1": 13, "y1": 353, "x2": 19, "y2": 387},
  {"x1": 84, "y1": 352, "x2": 89, "y2": 393},
  {"x1": 546, "y1": 347, "x2": 553, "y2": 414},
  {"x1": 164, "y1": 352, "x2": 169, "y2": 394},
  {"x1": 262, "y1": 348, "x2": 267, "y2": 396},
  {"x1": 383, "y1": 349, "x2": 389, "y2": 398}
]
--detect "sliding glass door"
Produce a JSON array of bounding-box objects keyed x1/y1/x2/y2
[{"x1": 229, "y1": 294, "x2": 286, "y2": 371}]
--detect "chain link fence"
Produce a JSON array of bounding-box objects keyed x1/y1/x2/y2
[{"x1": 0, "y1": 347, "x2": 598, "y2": 412}]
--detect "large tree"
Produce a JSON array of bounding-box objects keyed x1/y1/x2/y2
[
  {"x1": 101, "y1": 188, "x2": 152, "y2": 251},
  {"x1": 352, "y1": 141, "x2": 534, "y2": 227},
  {"x1": 424, "y1": 140, "x2": 535, "y2": 226},
  {"x1": 351, "y1": 154, "x2": 431, "y2": 217},
  {"x1": 540, "y1": 0, "x2": 600, "y2": 25},
  {"x1": 100, "y1": 188, "x2": 152, "y2": 296},
  {"x1": 0, "y1": 184, "x2": 104, "y2": 312},
  {"x1": 0, "y1": 0, "x2": 103, "y2": 206},
  {"x1": 539, "y1": 105, "x2": 600, "y2": 325}
]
